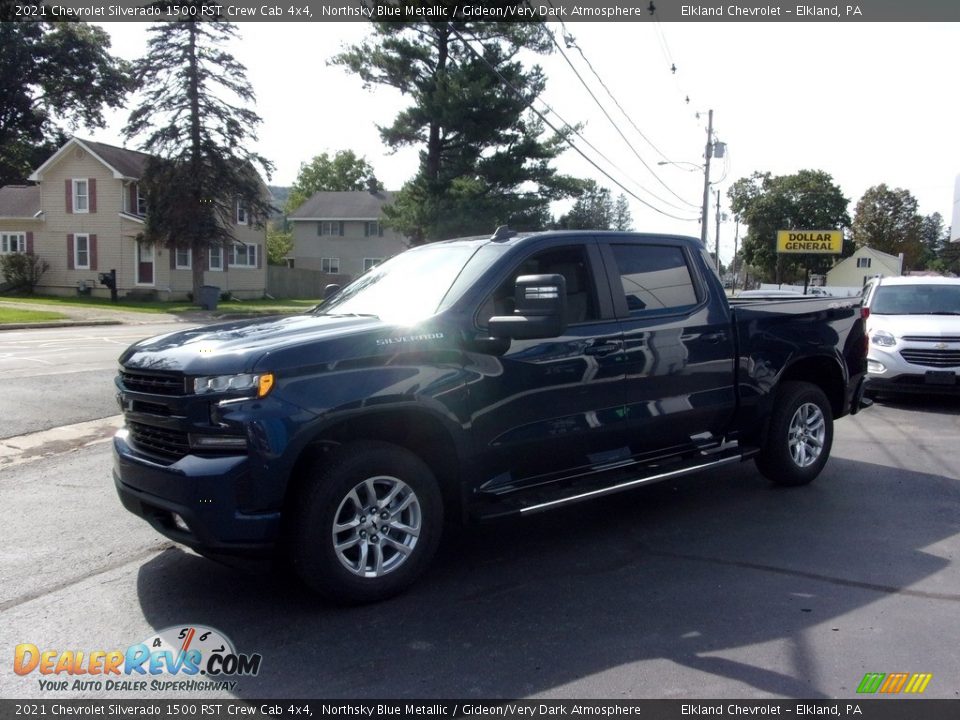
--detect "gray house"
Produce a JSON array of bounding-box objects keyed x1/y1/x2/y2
[{"x1": 287, "y1": 190, "x2": 408, "y2": 278}]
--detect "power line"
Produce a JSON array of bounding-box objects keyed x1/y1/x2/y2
[
  {"x1": 540, "y1": 22, "x2": 701, "y2": 211},
  {"x1": 449, "y1": 28, "x2": 691, "y2": 215},
  {"x1": 447, "y1": 24, "x2": 700, "y2": 223}
]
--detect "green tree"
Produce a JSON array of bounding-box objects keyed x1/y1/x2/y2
[
  {"x1": 0, "y1": 13, "x2": 130, "y2": 186},
  {"x1": 728, "y1": 170, "x2": 851, "y2": 284},
  {"x1": 123, "y1": 13, "x2": 273, "y2": 302},
  {"x1": 917, "y1": 212, "x2": 948, "y2": 270},
  {"x1": 285, "y1": 150, "x2": 380, "y2": 214},
  {"x1": 557, "y1": 181, "x2": 613, "y2": 229},
  {"x1": 612, "y1": 193, "x2": 634, "y2": 231},
  {"x1": 333, "y1": 9, "x2": 581, "y2": 242},
  {"x1": 266, "y1": 228, "x2": 293, "y2": 266},
  {"x1": 851, "y1": 184, "x2": 924, "y2": 270}
]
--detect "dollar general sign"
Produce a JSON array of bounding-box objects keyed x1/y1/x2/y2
[{"x1": 776, "y1": 230, "x2": 843, "y2": 254}]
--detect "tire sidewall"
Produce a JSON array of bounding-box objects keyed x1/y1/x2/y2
[
  {"x1": 293, "y1": 442, "x2": 443, "y2": 604},
  {"x1": 758, "y1": 382, "x2": 834, "y2": 486}
]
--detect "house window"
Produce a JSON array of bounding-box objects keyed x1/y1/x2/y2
[
  {"x1": 73, "y1": 179, "x2": 89, "y2": 213},
  {"x1": 208, "y1": 247, "x2": 224, "y2": 271},
  {"x1": 229, "y1": 244, "x2": 258, "y2": 268},
  {"x1": 321, "y1": 257, "x2": 340, "y2": 274},
  {"x1": 75, "y1": 234, "x2": 90, "y2": 269},
  {"x1": 176, "y1": 248, "x2": 192, "y2": 269},
  {"x1": 136, "y1": 185, "x2": 147, "y2": 215},
  {"x1": 363, "y1": 257, "x2": 384, "y2": 273},
  {"x1": 1, "y1": 232, "x2": 25, "y2": 254},
  {"x1": 319, "y1": 221, "x2": 343, "y2": 236},
  {"x1": 236, "y1": 201, "x2": 248, "y2": 225},
  {"x1": 857, "y1": 257, "x2": 872, "y2": 268},
  {"x1": 364, "y1": 221, "x2": 382, "y2": 237}
]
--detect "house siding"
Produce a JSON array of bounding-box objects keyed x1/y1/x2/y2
[
  {"x1": 292, "y1": 220, "x2": 407, "y2": 277},
  {"x1": 38, "y1": 151, "x2": 127, "y2": 296},
  {"x1": 826, "y1": 247, "x2": 902, "y2": 288},
  {"x1": 5, "y1": 139, "x2": 268, "y2": 301}
]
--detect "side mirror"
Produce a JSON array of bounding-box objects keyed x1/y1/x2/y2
[
  {"x1": 323, "y1": 283, "x2": 341, "y2": 300},
  {"x1": 489, "y1": 274, "x2": 567, "y2": 340}
]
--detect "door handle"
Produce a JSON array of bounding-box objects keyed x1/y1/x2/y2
[
  {"x1": 700, "y1": 332, "x2": 726, "y2": 344},
  {"x1": 584, "y1": 342, "x2": 620, "y2": 357}
]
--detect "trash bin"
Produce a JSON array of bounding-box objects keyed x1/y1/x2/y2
[{"x1": 199, "y1": 285, "x2": 220, "y2": 311}]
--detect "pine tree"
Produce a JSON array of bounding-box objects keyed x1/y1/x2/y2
[
  {"x1": 123, "y1": 14, "x2": 273, "y2": 301},
  {"x1": 333, "y1": 9, "x2": 581, "y2": 243},
  {"x1": 612, "y1": 194, "x2": 634, "y2": 231}
]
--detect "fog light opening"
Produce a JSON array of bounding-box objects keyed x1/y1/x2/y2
[{"x1": 867, "y1": 359, "x2": 886, "y2": 374}]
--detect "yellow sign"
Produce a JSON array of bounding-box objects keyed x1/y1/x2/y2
[{"x1": 776, "y1": 230, "x2": 843, "y2": 254}]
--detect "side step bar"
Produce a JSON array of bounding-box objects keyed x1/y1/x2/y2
[{"x1": 478, "y1": 447, "x2": 744, "y2": 520}]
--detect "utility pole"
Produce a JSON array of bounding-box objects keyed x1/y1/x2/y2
[
  {"x1": 733, "y1": 219, "x2": 740, "y2": 292},
  {"x1": 700, "y1": 108, "x2": 713, "y2": 247},
  {"x1": 714, "y1": 188, "x2": 721, "y2": 273}
]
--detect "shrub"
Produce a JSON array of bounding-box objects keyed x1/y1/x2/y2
[{"x1": 0, "y1": 253, "x2": 50, "y2": 294}]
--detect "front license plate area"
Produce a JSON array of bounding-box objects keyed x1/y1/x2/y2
[{"x1": 925, "y1": 370, "x2": 956, "y2": 385}]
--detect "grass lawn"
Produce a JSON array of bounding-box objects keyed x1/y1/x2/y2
[
  {"x1": 0, "y1": 307, "x2": 69, "y2": 324},
  {"x1": 0, "y1": 295, "x2": 321, "y2": 315}
]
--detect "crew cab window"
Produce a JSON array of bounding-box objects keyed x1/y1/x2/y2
[
  {"x1": 610, "y1": 244, "x2": 699, "y2": 316},
  {"x1": 477, "y1": 246, "x2": 599, "y2": 328}
]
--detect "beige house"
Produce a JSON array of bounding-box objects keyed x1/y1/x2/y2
[
  {"x1": 287, "y1": 190, "x2": 408, "y2": 279},
  {"x1": 0, "y1": 137, "x2": 266, "y2": 300},
  {"x1": 826, "y1": 246, "x2": 903, "y2": 288}
]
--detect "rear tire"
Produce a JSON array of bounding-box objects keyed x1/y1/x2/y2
[
  {"x1": 755, "y1": 382, "x2": 833, "y2": 487},
  {"x1": 291, "y1": 441, "x2": 443, "y2": 604}
]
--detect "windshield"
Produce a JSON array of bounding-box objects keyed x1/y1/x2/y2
[
  {"x1": 870, "y1": 284, "x2": 960, "y2": 315},
  {"x1": 316, "y1": 243, "x2": 484, "y2": 324}
]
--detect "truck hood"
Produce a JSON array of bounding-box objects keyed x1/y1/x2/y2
[
  {"x1": 868, "y1": 313, "x2": 960, "y2": 339},
  {"x1": 119, "y1": 313, "x2": 388, "y2": 375}
]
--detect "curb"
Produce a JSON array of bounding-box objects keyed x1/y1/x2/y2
[
  {"x1": 0, "y1": 320, "x2": 124, "y2": 331},
  {"x1": 0, "y1": 415, "x2": 124, "y2": 468}
]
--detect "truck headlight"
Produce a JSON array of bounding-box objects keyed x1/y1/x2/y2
[
  {"x1": 193, "y1": 372, "x2": 274, "y2": 398},
  {"x1": 871, "y1": 330, "x2": 896, "y2": 347}
]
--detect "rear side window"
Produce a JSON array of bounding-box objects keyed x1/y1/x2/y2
[{"x1": 610, "y1": 244, "x2": 699, "y2": 316}]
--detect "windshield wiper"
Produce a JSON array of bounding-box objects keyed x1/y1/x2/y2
[{"x1": 926, "y1": 311, "x2": 960, "y2": 315}]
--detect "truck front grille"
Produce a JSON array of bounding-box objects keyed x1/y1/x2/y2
[
  {"x1": 120, "y1": 371, "x2": 186, "y2": 396},
  {"x1": 900, "y1": 349, "x2": 960, "y2": 368},
  {"x1": 128, "y1": 421, "x2": 190, "y2": 460}
]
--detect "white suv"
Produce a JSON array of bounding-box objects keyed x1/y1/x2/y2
[{"x1": 862, "y1": 276, "x2": 960, "y2": 396}]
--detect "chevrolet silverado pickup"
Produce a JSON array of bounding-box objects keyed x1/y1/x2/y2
[{"x1": 113, "y1": 230, "x2": 869, "y2": 603}]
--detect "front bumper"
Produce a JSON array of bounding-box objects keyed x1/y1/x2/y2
[
  {"x1": 867, "y1": 345, "x2": 960, "y2": 394},
  {"x1": 113, "y1": 429, "x2": 280, "y2": 556}
]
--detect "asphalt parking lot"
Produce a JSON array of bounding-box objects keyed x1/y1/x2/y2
[{"x1": 1, "y1": 392, "x2": 958, "y2": 701}]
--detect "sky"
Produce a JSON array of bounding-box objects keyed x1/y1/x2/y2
[{"x1": 88, "y1": 20, "x2": 960, "y2": 264}]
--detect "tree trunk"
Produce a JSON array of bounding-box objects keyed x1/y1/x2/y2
[{"x1": 187, "y1": 22, "x2": 204, "y2": 304}]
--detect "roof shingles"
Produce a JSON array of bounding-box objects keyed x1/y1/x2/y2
[{"x1": 0, "y1": 185, "x2": 41, "y2": 218}]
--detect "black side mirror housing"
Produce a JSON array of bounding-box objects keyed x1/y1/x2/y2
[
  {"x1": 323, "y1": 283, "x2": 341, "y2": 300},
  {"x1": 489, "y1": 274, "x2": 567, "y2": 340}
]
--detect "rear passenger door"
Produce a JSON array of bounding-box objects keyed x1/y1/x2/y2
[{"x1": 601, "y1": 240, "x2": 737, "y2": 456}]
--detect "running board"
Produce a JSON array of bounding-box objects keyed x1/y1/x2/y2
[{"x1": 475, "y1": 447, "x2": 743, "y2": 520}]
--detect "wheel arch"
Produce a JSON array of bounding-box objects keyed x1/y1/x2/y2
[
  {"x1": 284, "y1": 407, "x2": 467, "y2": 524},
  {"x1": 778, "y1": 353, "x2": 847, "y2": 418}
]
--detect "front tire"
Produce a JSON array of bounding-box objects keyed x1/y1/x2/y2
[
  {"x1": 755, "y1": 382, "x2": 833, "y2": 487},
  {"x1": 292, "y1": 441, "x2": 443, "y2": 604}
]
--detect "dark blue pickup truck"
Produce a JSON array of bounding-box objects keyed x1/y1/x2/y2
[{"x1": 113, "y1": 230, "x2": 869, "y2": 603}]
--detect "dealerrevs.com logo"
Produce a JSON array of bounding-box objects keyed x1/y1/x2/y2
[{"x1": 14, "y1": 625, "x2": 262, "y2": 693}]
